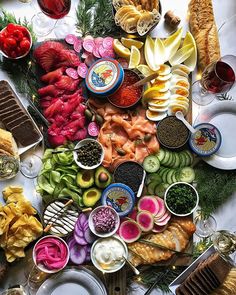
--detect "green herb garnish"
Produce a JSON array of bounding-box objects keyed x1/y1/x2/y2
[{"x1": 166, "y1": 183, "x2": 197, "y2": 214}]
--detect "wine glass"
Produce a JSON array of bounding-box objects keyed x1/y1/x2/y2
[
  {"x1": 194, "y1": 210, "x2": 217, "y2": 238},
  {"x1": 192, "y1": 55, "x2": 236, "y2": 105},
  {"x1": 20, "y1": 153, "x2": 42, "y2": 179},
  {"x1": 31, "y1": 0, "x2": 74, "y2": 38}
]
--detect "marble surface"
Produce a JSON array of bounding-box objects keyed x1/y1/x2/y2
[{"x1": 0, "y1": 1, "x2": 236, "y2": 294}]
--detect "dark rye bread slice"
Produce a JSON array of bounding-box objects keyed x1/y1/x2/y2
[
  {"x1": 0, "y1": 97, "x2": 18, "y2": 110},
  {"x1": 0, "y1": 106, "x2": 23, "y2": 122},
  {"x1": 5, "y1": 115, "x2": 29, "y2": 130},
  {"x1": 0, "y1": 91, "x2": 13, "y2": 101},
  {"x1": 11, "y1": 120, "x2": 40, "y2": 146},
  {"x1": 207, "y1": 253, "x2": 231, "y2": 284},
  {"x1": 176, "y1": 283, "x2": 193, "y2": 295},
  {"x1": 0, "y1": 80, "x2": 9, "y2": 88},
  {"x1": 197, "y1": 259, "x2": 218, "y2": 290},
  {"x1": 1, "y1": 110, "x2": 25, "y2": 125},
  {"x1": 0, "y1": 105, "x2": 17, "y2": 117},
  {"x1": 188, "y1": 276, "x2": 209, "y2": 295}
]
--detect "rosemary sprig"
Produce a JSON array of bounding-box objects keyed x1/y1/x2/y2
[{"x1": 139, "y1": 239, "x2": 192, "y2": 256}]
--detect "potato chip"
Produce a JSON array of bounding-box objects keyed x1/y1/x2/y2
[
  {"x1": 17, "y1": 200, "x2": 37, "y2": 215},
  {"x1": 5, "y1": 192, "x2": 25, "y2": 204},
  {"x1": 3, "y1": 186, "x2": 23, "y2": 200}
]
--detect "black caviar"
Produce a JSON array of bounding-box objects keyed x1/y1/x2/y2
[
  {"x1": 157, "y1": 116, "x2": 189, "y2": 149},
  {"x1": 166, "y1": 183, "x2": 197, "y2": 214},
  {"x1": 113, "y1": 161, "x2": 144, "y2": 193},
  {"x1": 76, "y1": 141, "x2": 102, "y2": 167}
]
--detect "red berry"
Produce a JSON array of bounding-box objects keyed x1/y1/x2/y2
[
  {"x1": 0, "y1": 34, "x2": 5, "y2": 47},
  {"x1": 20, "y1": 39, "x2": 31, "y2": 53},
  {"x1": 9, "y1": 51, "x2": 17, "y2": 58}
]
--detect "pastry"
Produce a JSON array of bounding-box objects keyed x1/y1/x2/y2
[
  {"x1": 0, "y1": 128, "x2": 18, "y2": 157},
  {"x1": 188, "y1": 0, "x2": 220, "y2": 70}
]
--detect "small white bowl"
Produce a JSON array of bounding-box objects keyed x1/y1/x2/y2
[
  {"x1": 73, "y1": 138, "x2": 104, "y2": 170},
  {"x1": 164, "y1": 182, "x2": 199, "y2": 217},
  {"x1": 91, "y1": 235, "x2": 128, "y2": 273},
  {"x1": 89, "y1": 205, "x2": 120, "y2": 238},
  {"x1": 33, "y1": 235, "x2": 69, "y2": 274}
]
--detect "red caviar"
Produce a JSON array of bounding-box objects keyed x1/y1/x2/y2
[{"x1": 108, "y1": 70, "x2": 142, "y2": 107}]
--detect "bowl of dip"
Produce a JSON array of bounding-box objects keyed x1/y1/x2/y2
[
  {"x1": 33, "y1": 235, "x2": 69, "y2": 273},
  {"x1": 108, "y1": 69, "x2": 144, "y2": 108},
  {"x1": 189, "y1": 123, "x2": 222, "y2": 157},
  {"x1": 91, "y1": 236, "x2": 128, "y2": 273}
]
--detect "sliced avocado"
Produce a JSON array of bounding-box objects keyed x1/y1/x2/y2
[
  {"x1": 76, "y1": 170, "x2": 95, "y2": 189},
  {"x1": 82, "y1": 187, "x2": 102, "y2": 207},
  {"x1": 95, "y1": 166, "x2": 112, "y2": 189}
]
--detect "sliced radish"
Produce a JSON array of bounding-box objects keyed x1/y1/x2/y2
[
  {"x1": 77, "y1": 63, "x2": 88, "y2": 78},
  {"x1": 81, "y1": 51, "x2": 90, "y2": 59},
  {"x1": 95, "y1": 37, "x2": 103, "y2": 46},
  {"x1": 118, "y1": 220, "x2": 142, "y2": 243},
  {"x1": 69, "y1": 243, "x2": 87, "y2": 264},
  {"x1": 88, "y1": 121, "x2": 99, "y2": 137},
  {"x1": 83, "y1": 38, "x2": 95, "y2": 53},
  {"x1": 78, "y1": 213, "x2": 88, "y2": 228},
  {"x1": 155, "y1": 211, "x2": 171, "y2": 223},
  {"x1": 66, "y1": 68, "x2": 79, "y2": 80},
  {"x1": 84, "y1": 55, "x2": 96, "y2": 67},
  {"x1": 136, "y1": 210, "x2": 154, "y2": 232},
  {"x1": 103, "y1": 37, "x2": 114, "y2": 50},
  {"x1": 154, "y1": 215, "x2": 171, "y2": 226},
  {"x1": 138, "y1": 196, "x2": 159, "y2": 215},
  {"x1": 152, "y1": 223, "x2": 168, "y2": 233},
  {"x1": 101, "y1": 49, "x2": 115, "y2": 58},
  {"x1": 84, "y1": 228, "x2": 96, "y2": 244},
  {"x1": 155, "y1": 197, "x2": 166, "y2": 219},
  {"x1": 73, "y1": 39, "x2": 82, "y2": 53},
  {"x1": 65, "y1": 34, "x2": 77, "y2": 45},
  {"x1": 85, "y1": 246, "x2": 91, "y2": 262},
  {"x1": 74, "y1": 231, "x2": 88, "y2": 245},
  {"x1": 92, "y1": 46, "x2": 101, "y2": 58}
]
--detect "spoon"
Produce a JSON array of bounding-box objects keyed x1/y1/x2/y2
[
  {"x1": 132, "y1": 72, "x2": 159, "y2": 88},
  {"x1": 122, "y1": 255, "x2": 140, "y2": 275},
  {"x1": 175, "y1": 111, "x2": 197, "y2": 134}
]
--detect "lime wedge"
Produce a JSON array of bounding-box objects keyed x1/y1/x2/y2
[
  {"x1": 163, "y1": 27, "x2": 183, "y2": 62},
  {"x1": 182, "y1": 31, "x2": 197, "y2": 72},
  {"x1": 169, "y1": 44, "x2": 194, "y2": 66}
]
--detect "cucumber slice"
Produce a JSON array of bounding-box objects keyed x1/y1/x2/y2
[
  {"x1": 154, "y1": 183, "x2": 170, "y2": 198},
  {"x1": 179, "y1": 153, "x2": 186, "y2": 168},
  {"x1": 169, "y1": 152, "x2": 176, "y2": 168},
  {"x1": 185, "y1": 150, "x2": 194, "y2": 165},
  {"x1": 182, "y1": 150, "x2": 191, "y2": 166},
  {"x1": 165, "y1": 152, "x2": 173, "y2": 167},
  {"x1": 171, "y1": 170, "x2": 179, "y2": 183},
  {"x1": 178, "y1": 167, "x2": 195, "y2": 183},
  {"x1": 147, "y1": 182, "x2": 157, "y2": 194},
  {"x1": 146, "y1": 173, "x2": 162, "y2": 185},
  {"x1": 156, "y1": 149, "x2": 165, "y2": 163},
  {"x1": 162, "y1": 168, "x2": 170, "y2": 183},
  {"x1": 167, "y1": 169, "x2": 175, "y2": 184},
  {"x1": 172, "y1": 152, "x2": 180, "y2": 168},
  {"x1": 143, "y1": 156, "x2": 160, "y2": 173},
  {"x1": 159, "y1": 167, "x2": 168, "y2": 178},
  {"x1": 162, "y1": 150, "x2": 171, "y2": 166}
]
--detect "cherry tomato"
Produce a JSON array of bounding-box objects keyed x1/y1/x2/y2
[
  {"x1": 6, "y1": 23, "x2": 16, "y2": 33},
  {"x1": 0, "y1": 34, "x2": 5, "y2": 47},
  {"x1": 12, "y1": 29, "x2": 24, "y2": 41},
  {"x1": 4, "y1": 37, "x2": 17, "y2": 49},
  {"x1": 20, "y1": 39, "x2": 31, "y2": 52},
  {"x1": 9, "y1": 50, "x2": 17, "y2": 58}
]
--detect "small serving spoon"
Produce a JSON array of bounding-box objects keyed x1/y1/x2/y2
[
  {"x1": 175, "y1": 111, "x2": 197, "y2": 134},
  {"x1": 132, "y1": 72, "x2": 159, "y2": 88},
  {"x1": 122, "y1": 255, "x2": 140, "y2": 275}
]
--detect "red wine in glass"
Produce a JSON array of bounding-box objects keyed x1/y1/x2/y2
[
  {"x1": 37, "y1": 0, "x2": 71, "y2": 19},
  {"x1": 201, "y1": 60, "x2": 235, "y2": 93}
]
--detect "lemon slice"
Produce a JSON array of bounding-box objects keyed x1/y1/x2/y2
[
  {"x1": 113, "y1": 39, "x2": 131, "y2": 58},
  {"x1": 137, "y1": 65, "x2": 155, "y2": 77},
  {"x1": 182, "y1": 31, "x2": 197, "y2": 72},
  {"x1": 163, "y1": 27, "x2": 183, "y2": 62},
  {"x1": 169, "y1": 44, "x2": 194, "y2": 66},
  {"x1": 144, "y1": 36, "x2": 160, "y2": 72},
  {"x1": 128, "y1": 46, "x2": 141, "y2": 68},
  {"x1": 143, "y1": 87, "x2": 167, "y2": 99},
  {"x1": 121, "y1": 37, "x2": 144, "y2": 49}
]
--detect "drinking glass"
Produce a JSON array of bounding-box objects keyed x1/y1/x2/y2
[
  {"x1": 20, "y1": 153, "x2": 42, "y2": 179},
  {"x1": 31, "y1": 0, "x2": 73, "y2": 37},
  {"x1": 194, "y1": 211, "x2": 217, "y2": 238},
  {"x1": 192, "y1": 55, "x2": 236, "y2": 105}
]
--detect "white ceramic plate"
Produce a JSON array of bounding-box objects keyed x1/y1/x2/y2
[
  {"x1": 195, "y1": 101, "x2": 236, "y2": 169},
  {"x1": 218, "y1": 15, "x2": 236, "y2": 57},
  {"x1": 169, "y1": 245, "x2": 216, "y2": 294},
  {"x1": 36, "y1": 267, "x2": 107, "y2": 295}
]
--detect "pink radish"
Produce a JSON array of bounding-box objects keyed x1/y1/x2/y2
[
  {"x1": 73, "y1": 39, "x2": 82, "y2": 53},
  {"x1": 152, "y1": 223, "x2": 168, "y2": 233},
  {"x1": 83, "y1": 38, "x2": 95, "y2": 53},
  {"x1": 77, "y1": 63, "x2": 88, "y2": 78},
  {"x1": 65, "y1": 34, "x2": 77, "y2": 45},
  {"x1": 88, "y1": 121, "x2": 100, "y2": 137},
  {"x1": 103, "y1": 37, "x2": 114, "y2": 49},
  {"x1": 66, "y1": 68, "x2": 79, "y2": 80},
  {"x1": 136, "y1": 211, "x2": 154, "y2": 232},
  {"x1": 155, "y1": 197, "x2": 166, "y2": 219},
  {"x1": 138, "y1": 196, "x2": 159, "y2": 215},
  {"x1": 118, "y1": 220, "x2": 141, "y2": 243}
]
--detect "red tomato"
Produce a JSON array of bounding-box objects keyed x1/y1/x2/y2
[
  {"x1": 6, "y1": 23, "x2": 16, "y2": 33},
  {"x1": 9, "y1": 50, "x2": 17, "y2": 58},
  {"x1": 0, "y1": 34, "x2": 5, "y2": 46},
  {"x1": 4, "y1": 37, "x2": 17, "y2": 49},
  {"x1": 20, "y1": 39, "x2": 31, "y2": 52},
  {"x1": 12, "y1": 29, "x2": 24, "y2": 41}
]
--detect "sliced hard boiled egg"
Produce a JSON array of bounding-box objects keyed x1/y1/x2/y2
[
  {"x1": 156, "y1": 73, "x2": 172, "y2": 82},
  {"x1": 170, "y1": 86, "x2": 189, "y2": 97},
  {"x1": 148, "y1": 105, "x2": 168, "y2": 112},
  {"x1": 170, "y1": 99, "x2": 189, "y2": 109},
  {"x1": 148, "y1": 100, "x2": 169, "y2": 107},
  {"x1": 172, "y1": 69, "x2": 189, "y2": 78},
  {"x1": 151, "y1": 80, "x2": 170, "y2": 92},
  {"x1": 172, "y1": 64, "x2": 191, "y2": 75},
  {"x1": 171, "y1": 74, "x2": 189, "y2": 83},
  {"x1": 146, "y1": 109, "x2": 167, "y2": 121},
  {"x1": 157, "y1": 64, "x2": 171, "y2": 75},
  {"x1": 170, "y1": 78, "x2": 190, "y2": 89},
  {"x1": 168, "y1": 103, "x2": 189, "y2": 116},
  {"x1": 170, "y1": 94, "x2": 189, "y2": 103},
  {"x1": 149, "y1": 91, "x2": 171, "y2": 100}
]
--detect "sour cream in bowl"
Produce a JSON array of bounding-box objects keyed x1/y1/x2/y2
[{"x1": 91, "y1": 236, "x2": 128, "y2": 273}]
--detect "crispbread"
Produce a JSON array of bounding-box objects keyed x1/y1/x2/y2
[
  {"x1": 11, "y1": 120, "x2": 40, "y2": 146},
  {"x1": 1, "y1": 110, "x2": 25, "y2": 126},
  {"x1": 6, "y1": 115, "x2": 29, "y2": 130},
  {"x1": 137, "y1": 9, "x2": 161, "y2": 36}
]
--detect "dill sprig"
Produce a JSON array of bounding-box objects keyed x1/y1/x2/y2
[{"x1": 76, "y1": 0, "x2": 121, "y2": 37}]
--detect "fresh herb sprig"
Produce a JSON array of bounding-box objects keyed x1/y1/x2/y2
[{"x1": 76, "y1": 0, "x2": 120, "y2": 37}]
